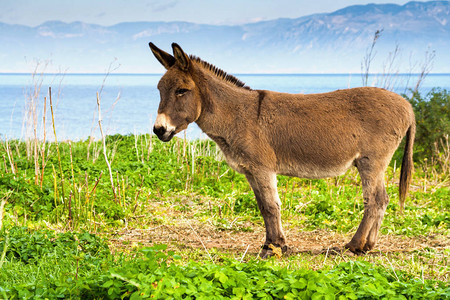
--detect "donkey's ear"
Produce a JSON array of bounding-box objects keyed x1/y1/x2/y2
[
  {"x1": 172, "y1": 43, "x2": 190, "y2": 71},
  {"x1": 149, "y1": 42, "x2": 176, "y2": 70}
]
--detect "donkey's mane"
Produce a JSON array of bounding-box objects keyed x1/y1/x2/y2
[{"x1": 190, "y1": 55, "x2": 251, "y2": 90}]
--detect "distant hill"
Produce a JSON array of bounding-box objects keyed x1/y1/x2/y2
[{"x1": 0, "y1": 1, "x2": 449, "y2": 73}]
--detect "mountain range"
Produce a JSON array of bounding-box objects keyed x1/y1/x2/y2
[{"x1": 1, "y1": 1, "x2": 449, "y2": 73}]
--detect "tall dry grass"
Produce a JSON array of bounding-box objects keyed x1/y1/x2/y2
[{"x1": 361, "y1": 29, "x2": 435, "y2": 96}]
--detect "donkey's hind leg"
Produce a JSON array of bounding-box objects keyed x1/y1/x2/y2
[
  {"x1": 345, "y1": 157, "x2": 389, "y2": 254},
  {"x1": 364, "y1": 181, "x2": 389, "y2": 251},
  {"x1": 245, "y1": 172, "x2": 287, "y2": 258}
]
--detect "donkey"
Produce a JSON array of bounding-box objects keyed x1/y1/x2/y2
[{"x1": 148, "y1": 42, "x2": 415, "y2": 258}]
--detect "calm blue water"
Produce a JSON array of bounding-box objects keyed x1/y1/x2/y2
[{"x1": 1, "y1": 73, "x2": 449, "y2": 141}]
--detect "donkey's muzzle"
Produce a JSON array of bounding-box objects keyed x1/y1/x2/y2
[
  {"x1": 153, "y1": 125, "x2": 165, "y2": 137},
  {"x1": 153, "y1": 125, "x2": 174, "y2": 142}
]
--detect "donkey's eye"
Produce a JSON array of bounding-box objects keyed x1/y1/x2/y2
[{"x1": 175, "y1": 88, "x2": 189, "y2": 96}]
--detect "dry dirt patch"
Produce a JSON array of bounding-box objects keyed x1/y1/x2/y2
[
  {"x1": 105, "y1": 196, "x2": 448, "y2": 281},
  {"x1": 109, "y1": 216, "x2": 448, "y2": 257}
]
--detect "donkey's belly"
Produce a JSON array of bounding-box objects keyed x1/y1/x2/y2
[{"x1": 277, "y1": 155, "x2": 357, "y2": 179}]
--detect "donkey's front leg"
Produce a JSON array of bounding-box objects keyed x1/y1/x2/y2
[{"x1": 246, "y1": 172, "x2": 287, "y2": 258}]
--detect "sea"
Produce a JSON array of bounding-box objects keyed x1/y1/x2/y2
[{"x1": 1, "y1": 73, "x2": 449, "y2": 141}]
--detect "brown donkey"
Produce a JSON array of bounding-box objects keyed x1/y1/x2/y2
[{"x1": 149, "y1": 43, "x2": 415, "y2": 258}]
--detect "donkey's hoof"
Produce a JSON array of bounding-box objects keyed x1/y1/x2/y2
[
  {"x1": 363, "y1": 241, "x2": 375, "y2": 252},
  {"x1": 260, "y1": 244, "x2": 289, "y2": 259},
  {"x1": 344, "y1": 242, "x2": 367, "y2": 256}
]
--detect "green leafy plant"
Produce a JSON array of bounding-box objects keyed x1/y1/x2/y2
[{"x1": 401, "y1": 89, "x2": 450, "y2": 165}]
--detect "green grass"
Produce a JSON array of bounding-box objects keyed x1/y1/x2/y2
[
  {"x1": 0, "y1": 229, "x2": 448, "y2": 300},
  {"x1": 0, "y1": 134, "x2": 449, "y2": 299},
  {"x1": 0, "y1": 236, "x2": 448, "y2": 299}
]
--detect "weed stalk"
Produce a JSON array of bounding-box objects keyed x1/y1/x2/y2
[
  {"x1": 69, "y1": 142, "x2": 77, "y2": 196},
  {"x1": 4, "y1": 139, "x2": 16, "y2": 175},
  {"x1": 68, "y1": 191, "x2": 73, "y2": 229},
  {"x1": 52, "y1": 164, "x2": 59, "y2": 221},
  {"x1": 97, "y1": 92, "x2": 117, "y2": 202},
  {"x1": 0, "y1": 192, "x2": 12, "y2": 232},
  {"x1": 2, "y1": 154, "x2": 7, "y2": 173},
  {"x1": 0, "y1": 232, "x2": 9, "y2": 269},
  {"x1": 39, "y1": 96, "x2": 48, "y2": 188},
  {"x1": 49, "y1": 87, "x2": 66, "y2": 201}
]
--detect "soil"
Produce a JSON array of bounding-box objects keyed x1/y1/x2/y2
[
  {"x1": 109, "y1": 213, "x2": 449, "y2": 258},
  {"x1": 104, "y1": 197, "x2": 449, "y2": 281}
]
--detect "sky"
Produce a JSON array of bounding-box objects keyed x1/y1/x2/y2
[{"x1": 0, "y1": 0, "x2": 417, "y2": 26}]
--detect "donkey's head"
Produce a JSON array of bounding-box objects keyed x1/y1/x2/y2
[{"x1": 149, "y1": 43, "x2": 201, "y2": 142}]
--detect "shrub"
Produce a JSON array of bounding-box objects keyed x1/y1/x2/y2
[{"x1": 407, "y1": 88, "x2": 450, "y2": 163}]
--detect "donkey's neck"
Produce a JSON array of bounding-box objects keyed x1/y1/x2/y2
[{"x1": 192, "y1": 65, "x2": 256, "y2": 138}]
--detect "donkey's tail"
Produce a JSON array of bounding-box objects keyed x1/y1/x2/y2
[{"x1": 399, "y1": 121, "x2": 416, "y2": 212}]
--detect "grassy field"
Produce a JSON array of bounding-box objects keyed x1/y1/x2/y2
[{"x1": 0, "y1": 132, "x2": 448, "y2": 299}]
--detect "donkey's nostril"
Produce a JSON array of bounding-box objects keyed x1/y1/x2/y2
[{"x1": 153, "y1": 126, "x2": 166, "y2": 137}]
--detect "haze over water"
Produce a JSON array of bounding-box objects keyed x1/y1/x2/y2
[{"x1": 1, "y1": 73, "x2": 449, "y2": 141}]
